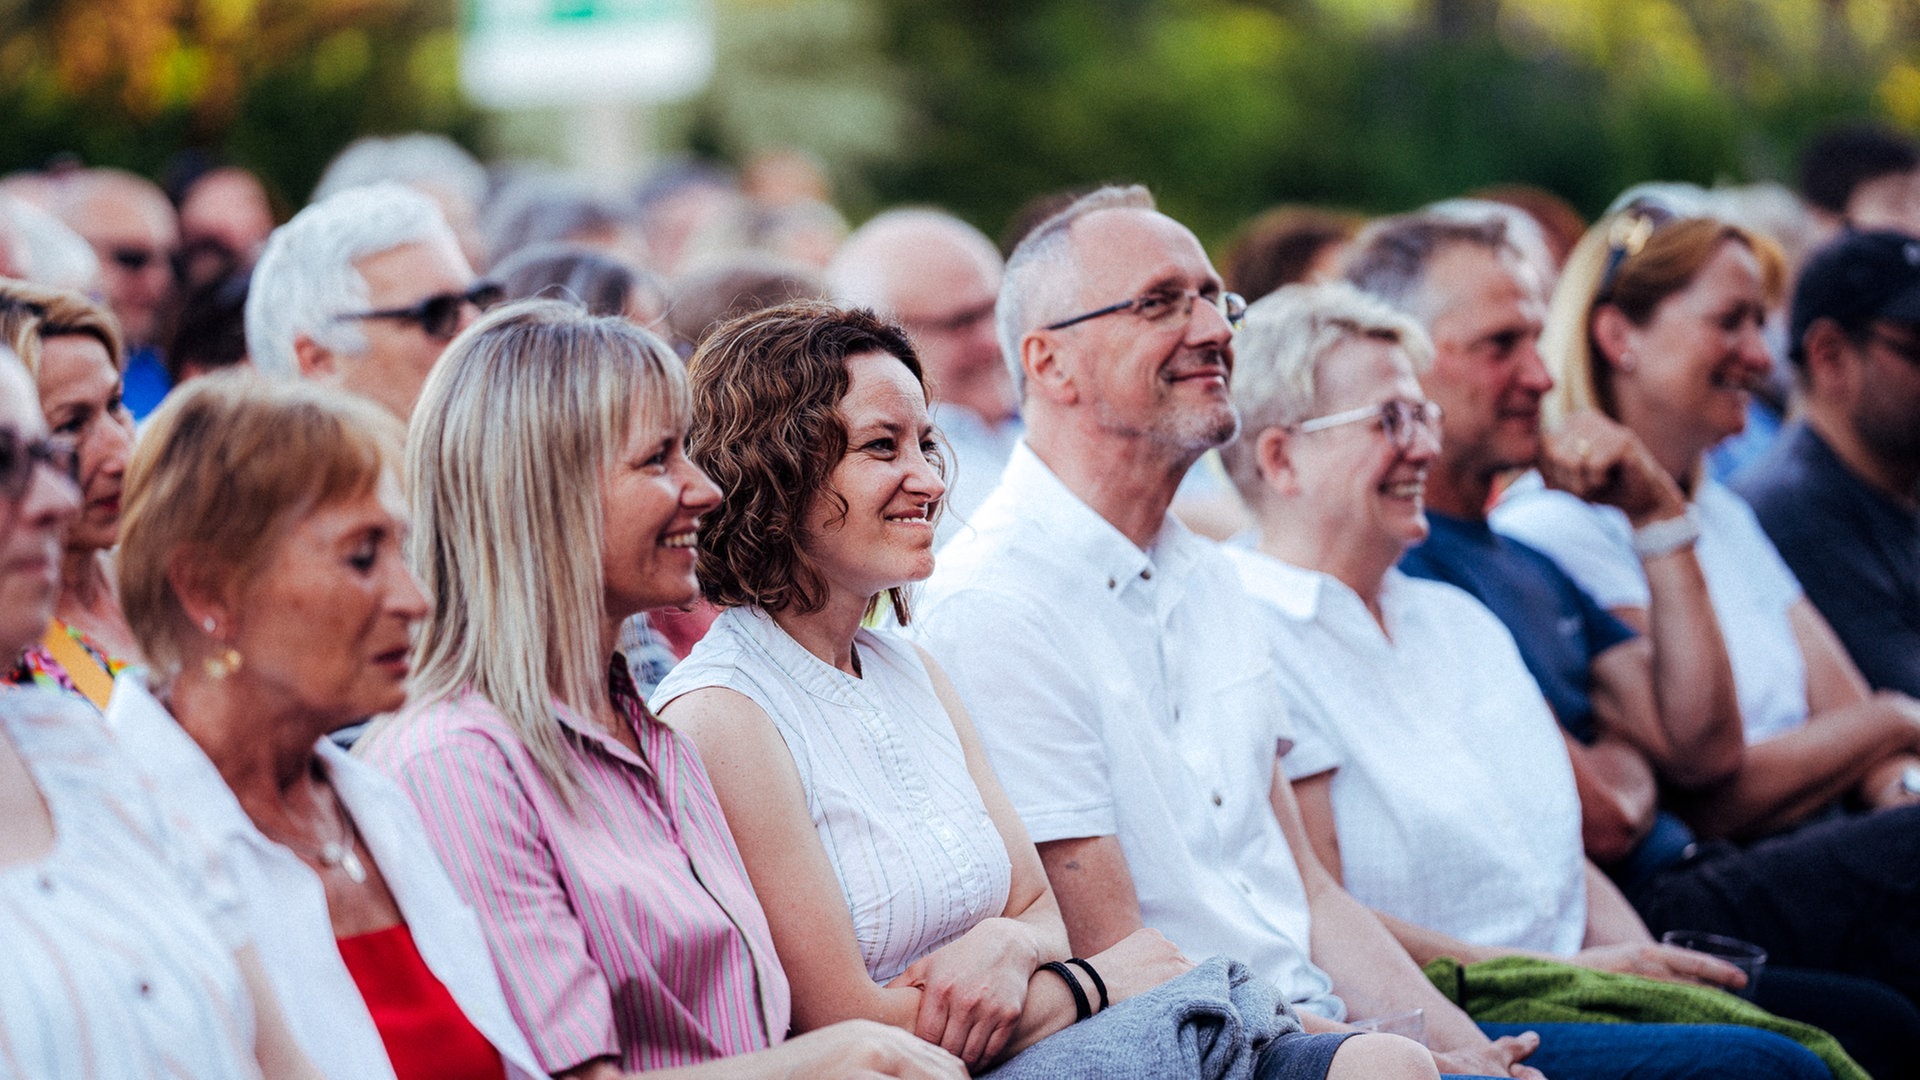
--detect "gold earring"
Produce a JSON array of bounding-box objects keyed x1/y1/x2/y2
[{"x1": 204, "y1": 647, "x2": 243, "y2": 680}]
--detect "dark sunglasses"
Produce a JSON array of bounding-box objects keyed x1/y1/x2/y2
[
  {"x1": 334, "y1": 282, "x2": 505, "y2": 341},
  {"x1": 1596, "y1": 198, "x2": 1681, "y2": 301},
  {"x1": 0, "y1": 429, "x2": 79, "y2": 503}
]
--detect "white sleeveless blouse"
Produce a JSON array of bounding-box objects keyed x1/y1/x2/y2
[{"x1": 654, "y1": 607, "x2": 1013, "y2": 984}]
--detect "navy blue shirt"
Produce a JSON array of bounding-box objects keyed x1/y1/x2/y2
[
  {"x1": 1736, "y1": 422, "x2": 1920, "y2": 699},
  {"x1": 1401, "y1": 512, "x2": 1635, "y2": 743}
]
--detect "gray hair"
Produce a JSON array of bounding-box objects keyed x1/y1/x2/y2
[
  {"x1": 826, "y1": 207, "x2": 1000, "y2": 311},
  {"x1": 1345, "y1": 212, "x2": 1516, "y2": 325},
  {"x1": 312, "y1": 133, "x2": 488, "y2": 208},
  {"x1": 481, "y1": 173, "x2": 636, "y2": 265},
  {"x1": 244, "y1": 183, "x2": 460, "y2": 379},
  {"x1": 997, "y1": 185, "x2": 1156, "y2": 398},
  {"x1": 1220, "y1": 281, "x2": 1433, "y2": 508}
]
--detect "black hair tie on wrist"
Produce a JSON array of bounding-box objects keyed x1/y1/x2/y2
[
  {"x1": 1064, "y1": 957, "x2": 1109, "y2": 1013},
  {"x1": 1040, "y1": 960, "x2": 1091, "y2": 1021}
]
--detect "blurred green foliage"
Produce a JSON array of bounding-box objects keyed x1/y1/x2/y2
[{"x1": 2, "y1": 0, "x2": 1917, "y2": 246}]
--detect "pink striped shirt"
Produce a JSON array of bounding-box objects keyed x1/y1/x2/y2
[{"x1": 361, "y1": 660, "x2": 791, "y2": 1074}]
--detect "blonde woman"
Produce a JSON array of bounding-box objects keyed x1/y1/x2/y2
[
  {"x1": 361, "y1": 299, "x2": 962, "y2": 1080},
  {"x1": 0, "y1": 280, "x2": 138, "y2": 707}
]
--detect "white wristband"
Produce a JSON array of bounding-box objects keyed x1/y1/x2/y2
[{"x1": 1632, "y1": 508, "x2": 1700, "y2": 559}]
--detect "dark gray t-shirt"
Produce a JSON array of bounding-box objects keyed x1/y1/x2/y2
[{"x1": 1735, "y1": 422, "x2": 1920, "y2": 697}]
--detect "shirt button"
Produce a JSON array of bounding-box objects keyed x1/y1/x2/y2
[
  {"x1": 37, "y1": 874, "x2": 53, "y2": 893},
  {"x1": 1141, "y1": 569, "x2": 1153, "y2": 581},
  {"x1": 1107, "y1": 576, "x2": 1117, "y2": 590},
  {"x1": 1211, "y1": 792, "x2": 1223, "y2": 807},
  {"x1": 137, "y1": 980, "x2": 153, "y2": 998}
]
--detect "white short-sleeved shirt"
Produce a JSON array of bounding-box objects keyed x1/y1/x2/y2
[
  {"x1": 1491, "y1": 473, "x2": 1808, "y2": 743},
  {"x1": 104, "y1": 674, "x2": 546, "y2": 1080},
  {"x1": 915, "y1": 442, "x2": 1344, "y2": 1019},
  {"x1": 1, "y1": 688, "x2": 259, "y2": 1080},
  {"x1": 654, "y1": 607, "x2": 1013, "y2": 985},
  {"x1": 1227, "y1": 550, "x2": 1588, "y2": 956}
]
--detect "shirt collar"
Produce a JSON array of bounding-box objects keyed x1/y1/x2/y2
[
  {"x1": 1230, "y1": 548, "x2": 1327, "y2": 620},
  {"x1": 998, "y1": 441, "x2": 1203, "y2": 596}
]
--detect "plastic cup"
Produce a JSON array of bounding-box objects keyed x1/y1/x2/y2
[
  {"x1": 1348, "y1": 1007, "x2": 1427, "y2": 1046},
  {"x1": 1661, "y1": 929, "x2": 1767, "y2": 999}
]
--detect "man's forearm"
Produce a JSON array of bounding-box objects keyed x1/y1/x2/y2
[{"x1": 1305, "y1": 881, "x2": 1499, "y2": 1053}]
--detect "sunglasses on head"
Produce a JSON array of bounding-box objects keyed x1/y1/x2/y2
[
  {"x1": 1596, "y1": 198, "x2": 1682, "y2": 301},
  {"x1": 0, "y1": 428, "x2": 79, "y2": 503},
  {"x1": 334, "y1": 282, "x2": 505, "y2": 341}
]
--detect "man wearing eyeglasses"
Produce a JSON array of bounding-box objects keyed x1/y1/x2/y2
[
  {"x1": 245, "y1": 182, "x2": 495, "y2": 422},
  {"x1": 53, "y1": 169, "x2": 181, "y2": 419},
  {"x1": 828, "y1": 209, "x2": 1019, "y2": 544},
  {"x1": 917, "y1": 186, "x2": 1551, "y2": 1078},
  {"x1": 1736, "y1": 230, "x2": 1920, "y2": 703}
]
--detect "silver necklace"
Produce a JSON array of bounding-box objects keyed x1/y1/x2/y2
[{"x1": 263, "y1": 782, "x2": 368, "y2": 884}]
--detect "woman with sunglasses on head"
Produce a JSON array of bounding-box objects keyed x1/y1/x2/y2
[
  {"x1": 361, "y1": 299, "x2": 963, "y2": 1080},
  {"x1": 654, "y1": 301, "x2": 1436, "y2": 1080},
  {"x1": 0, "y1": 353, "x2": 321, "y2": 1080},
  {"x1": 0, "y1": 280, "x2": 139, "y2": 709},
  {"x1": 1490, "y1": 193, "x2": 1920, "y2": 1010},
  {"x1": 102, "y1": 372, "x2": 547, "y2": 1080}
]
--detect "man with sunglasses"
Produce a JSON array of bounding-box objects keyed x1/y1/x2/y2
[
  {"x1": 246, "y1": 182, "x2": 495, "y2": 422},
  {"x1": 1737, "y1": 230, "x2": 1920, "y2": 703},
  {"x1": 54, "y1": 169, "x2": 181, "y2": 418},
  {"x1": 917, "y1": 186, "x2": 1553, "y2": 1079}
]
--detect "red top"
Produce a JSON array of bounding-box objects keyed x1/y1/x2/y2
[{"x1": 337, "y1": 923, "x2": 505, "y2": 1080}]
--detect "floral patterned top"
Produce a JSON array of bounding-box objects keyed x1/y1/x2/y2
[{"x1": 7, "y1": 619, "x2": 130, "y2": 706}]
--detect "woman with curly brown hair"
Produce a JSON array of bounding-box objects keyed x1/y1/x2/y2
[{"x1": 655, "y1": 300, "x2": 1436, "y2": 1080}]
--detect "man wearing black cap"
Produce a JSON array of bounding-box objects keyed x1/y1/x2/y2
[{"x1": 1737, "y1": 231, "x2": 1920, "y2": 706}]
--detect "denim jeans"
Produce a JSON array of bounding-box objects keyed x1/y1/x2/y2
[{"x1": 1475, "y1": 1021, "x2": 1829, "y2": 1080}]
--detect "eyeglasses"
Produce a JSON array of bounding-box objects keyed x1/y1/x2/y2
[
  {"x1": 1597, "y1": 199, "x2": 1680, "y2": 301},
  {"x1": 0, "y1": 429, "x2": 79, "y2": 503},
  {"x1": 334, "y1": 282, "x2": 504, "y2": 341},
  {"x1": 1293, "y1": 399, "x2": 1443, "y2": 451},
  {"x1": 1045, "y1": 286, "x2": 1247, "y2": 332}
]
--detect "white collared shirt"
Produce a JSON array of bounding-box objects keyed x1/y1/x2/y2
[
  {"x1": 1228, "y1": 551, "x2": 1588, "y2": 956},
  {"x1": 915, "y1": 442, "x2": 1345, "y2": 1019},
  {"x1": 104, "y1": 673, "x2": 545, "y2": 1080}
]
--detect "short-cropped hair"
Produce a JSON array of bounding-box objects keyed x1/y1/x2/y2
[
  {"x1": 688, "y1": 300, "x2": 931, "y2": 625},
  {"x1": 0, "y1": 278, "x2": 124, "y2": 378},
  {"x1": 1220, "y1": 281, "x2": 1433, "y2": 508},
  {"x1": 118, "y1": 372, "x2": 401, "y2": 684},
  {"x1": 1345, "y1": 213, "x2": 1514, "y2": 324},
  {"x1": 245, "y1": 182, "x2": 458, "y2": 381}
]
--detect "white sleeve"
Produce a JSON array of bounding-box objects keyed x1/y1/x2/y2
[
  {"x1": 1491, "y1": 485, "x2": 1648, "y2": 610},
  {"x1": 913, "y1": 587, "x2": 1117, "y2": 843}
]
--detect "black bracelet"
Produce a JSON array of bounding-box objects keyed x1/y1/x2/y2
[
  {"x1": 1064, "y1": 957, "x2": 1109, "y2": 1013},
  {"x1": 1039, "y1": 960, "x2": 1091, "y2": 1021}
]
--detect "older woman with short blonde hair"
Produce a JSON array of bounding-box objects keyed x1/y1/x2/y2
[{"x1": 0, "y1": 279, "x2": 137, "y2": 707}]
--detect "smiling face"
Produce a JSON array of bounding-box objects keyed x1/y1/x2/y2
[
  {"x1": 1287, "y1": 337, "x2": 1439, "y2": 564},
  {"x1": 1419, "y1": 243, "x2": 1552, "y2": 486},
  {"x1": 802, "y1": 350, "x2": 946, "y2": 603},
  {"x1": 231, "y1": 472, "x2": 426, "y2": 725},
  {"x1": 36, "y1": 333, "x2": 132, "y2": 554},
  {"x1": 0, "y1": 361, "x2": 80, "y2": 655},
  {"x1": 599, "y1": 400, "x2": 723, "y2": 619},
  {"x1": 1049, "y1": 209, "x2": 1239, "y2": 457},
  {"x1": 1608, "y1": 238, "x2": 1771, "y2": 454}
]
